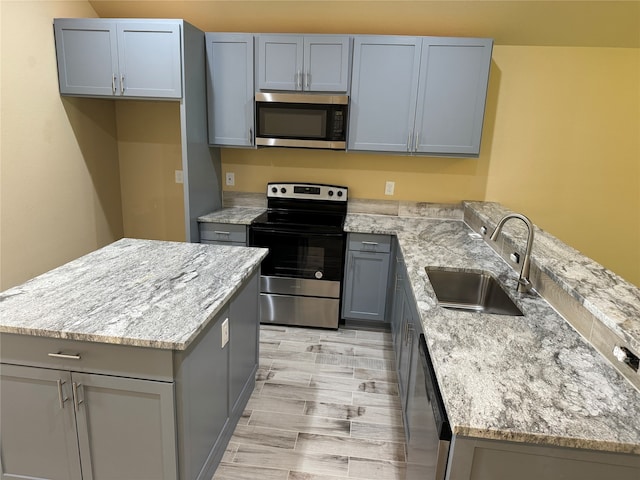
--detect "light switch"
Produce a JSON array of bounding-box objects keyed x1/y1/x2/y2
[{"x1": 175, "y1": 170, "x2": 184, "y2": 184}]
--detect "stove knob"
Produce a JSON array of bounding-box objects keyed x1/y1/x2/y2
[
  {"x1": 315, "y1": 271, "x2": 323, "y2": 279},
  {"x1": 280, "y1": 187, "x2": 287, "y2": 194},
  {"x1": 328, "y1": 190, "x2": 334, "y2": 197},
  {"x1": 271, "y1": 187, "x2": 278, "y2": 194},
  {"x1": 337, "y1": 190, "x2": 344, "y2": 197}
]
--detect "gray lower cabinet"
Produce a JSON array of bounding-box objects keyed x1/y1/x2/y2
[
  {"x1": 206, "y1": 33, "x2": 255, "y2": 146},
  {"x1": 0, "y1": 365, "x2": 83, "y2": 480},
  {"x1": 0, "y1": 270, "x2": 260, "y2": 480},
  {"x1": 342, "y1": 233, "x2": 392, "y2": 323},
  {"x1": 348, "y1": 35, "x2": 492, "y2": 157},
  {"x1": 0, "y1": 365, "x2": 176, "y2": 480},
  {"x1": 199, "y1": 222, "x2": 248, "y2": 246},
  {"x1": 389, "y1": 243, "x2": 419, "y2": 442},
  {"x1": 54, "y1": 18, "x2": 182, "y2": 99}
]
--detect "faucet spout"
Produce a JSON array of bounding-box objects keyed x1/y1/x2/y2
[{"x1": 489, "y1": 213, "x2": 535, "y2": 293}]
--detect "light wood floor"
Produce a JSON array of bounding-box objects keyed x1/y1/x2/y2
[{"x1": 212, "y1": 324, "x2": 407, "y2": 480}]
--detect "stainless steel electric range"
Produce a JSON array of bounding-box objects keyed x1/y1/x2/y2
[{"x1": 249, "y1": 182, "x2": 348, "y2": 329}]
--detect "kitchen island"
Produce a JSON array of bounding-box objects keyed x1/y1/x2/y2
[{"x1": 0, "y1": 238, "x2": 268, "y2": 480}]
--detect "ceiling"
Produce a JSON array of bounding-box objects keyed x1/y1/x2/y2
[{"x1": 88, "y1": 1, "x2": 640, "y2": 48}]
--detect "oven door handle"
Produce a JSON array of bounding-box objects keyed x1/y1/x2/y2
[{"x1": 250, "y1": 226, "x2": 344, "y2": 238}]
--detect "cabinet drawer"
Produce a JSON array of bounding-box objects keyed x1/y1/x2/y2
[
  {"x1": 0, "y1": 333, "x2": 174, "y2": 382},
  {"x1": 199, "y1": 223, "x2": 247, "y2": 244},
  {"x1": 348, "y1": 233, "x2": 392, "y2": 253}
]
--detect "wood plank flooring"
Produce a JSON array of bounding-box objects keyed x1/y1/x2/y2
[{"x1": 212, "y1": 324, "x2": 407, "y2": 480}]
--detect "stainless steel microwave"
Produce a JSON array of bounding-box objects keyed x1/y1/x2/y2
[{"x1": 255, "y1": 92, "x2": 348, "y2": 150}]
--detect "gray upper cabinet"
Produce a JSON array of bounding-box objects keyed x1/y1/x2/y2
[
  {"x1": 348, "y1": 36, "x2": 422, "y2": 152},
  {"x1": 349, "y1": 35, "x2": 492, "y2": 157},
  {"x1": 256, "y1": 34, "x2": 350, "y2": 92},
  {"x1": 206, "y1": 33, "x2": 255, "y2": 146},
  {"x1": 414, "y1": 37, "x2": 493, "y2": 155},
  {"x1": 54, "y1": 18, "x2": 182, "y2": 99}
]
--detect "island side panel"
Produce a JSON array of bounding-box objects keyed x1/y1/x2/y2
[
  {"x1": 173, "y1": 269, "x2": 260, "y2": 480},
  {"x1": 229, "y1": 270, "x2": 259, "y2": 415}
]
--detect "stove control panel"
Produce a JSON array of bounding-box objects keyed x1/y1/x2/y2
[{"x1": 267, "y1": 183, "x2": 348, "y2": 202}]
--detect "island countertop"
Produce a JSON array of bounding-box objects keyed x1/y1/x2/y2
[{"x1": 0, "y1": 238, "x2": 268, "y2": 350}]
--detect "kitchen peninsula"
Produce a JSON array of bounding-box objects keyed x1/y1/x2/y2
[
  {"x1": 201, "y1": 197, "x2": 640, "y2": 479},
  {"x1": 0, "y1": 238, "x2": 268, "y2": 480}
]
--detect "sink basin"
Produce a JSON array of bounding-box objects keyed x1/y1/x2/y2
[{"x1": 425, "y1": 268, "x2": 524, "y2": 316}]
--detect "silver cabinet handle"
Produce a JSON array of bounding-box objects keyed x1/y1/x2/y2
[
  {"x1": 214, "y1": 231, "x2": 231, "y2": 236},
  {"x1": 297, "y1": 70, "x2": 303, "y2": 90},
  {"x1": 120, "y1": 74, "x2": 125, "y2": 95},
  {"x1": 305, "y1": 71, "x2": 310, "y2": 90},
  {"x1": 72, "y1": 382, "x2": 84, "y2": 412},
  {"x1": 112, "y1": 74, "x2": 116, "y2": 95},
  {"x1": 249, "y1": 128, "x2": 253, "y2": 144},
  {"x1": 414, "y1": 132, "x2": 419, "y2": 152},
  {"x1": 361, "y1": 241, "x2": 379, "y2": 246},
  {"x1": 56, "y1": 379, "x2": 68, "y2": 409},
  {"x1": 48, "y1": 352, "x2": 81, "y2": 360},
  {"x1": 407, "y1": 133, "x2": 411, "y2": 152}
]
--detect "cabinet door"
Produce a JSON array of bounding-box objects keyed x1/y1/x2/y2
[
  {"x1": 397, "y1": 290, "x2": 415, "y2": 415},
  {"x1": 0, "y1": 365, "x2": 82, "y2": 480},
  {"x1": 342, "y1": 250, "x2": 391, "y2": 322},
  {"x1": 391, "y1": 253, "x2": 405, "y2": 359},
  {"x1": 414, "y1": 37, "x2": 493, "y2": 156},
  {"x1": 257, "y1": 35, "x2": 303, "y2": 90},
  {"x1": 116, "y1": 22, "x2": 182, "y2": 98},
  {"x1": 229, "y1": 272, "x2": 259, "y2": 414},
  {"x1": 348, "y1": 36, "x2": 422, "y2": 152},
  {"x1": 72, "y1": 372, "x2": 177, "y2": 480},
  {"x1": 54, "y1": 19, "x2": 119, "y2": 96},
  {"x1": 206, "y1": 33, "x2": 255, "y2": 146},
  {"x1": 304, "y1": 36, "x2": 350, "y2": 92}
]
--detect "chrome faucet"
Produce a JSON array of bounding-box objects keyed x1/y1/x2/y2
[{"x1": 490, "y1": 213, "x2": 535, "y2": 293}]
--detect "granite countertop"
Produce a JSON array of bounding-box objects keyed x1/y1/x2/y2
[
  {"x1": 0, "y1": 238, "x2": 268, "y2": 350},
  {"x1": 198, "y1": 207, "x2": 266, "y2": 225},
  {"x1": 344, "y1": 212, "x2": 640, "y2": 455}
]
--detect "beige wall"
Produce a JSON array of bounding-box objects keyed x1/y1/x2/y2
[
  {"x1": 0, "y1": 0, "x2": 124, "y2": 290},
  {"x1": 116, "y1": 101, "x2": 185, "y2": 242}
]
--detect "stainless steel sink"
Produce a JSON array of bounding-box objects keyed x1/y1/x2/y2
[{"x1": 425, "y1": 268, "x2": 524, "y2": 316}]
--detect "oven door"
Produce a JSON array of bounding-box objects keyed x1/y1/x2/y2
[{"x1": 249, "y1": 226, "x2": 345, "y2": 282}]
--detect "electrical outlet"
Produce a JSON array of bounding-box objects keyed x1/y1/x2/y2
[
  {"x1": 225, "y1": 172, "x2": 235, "y2": 186},
  {"x1": 221, "y1": 318, "x2": 229, "y2": 348},
  {"x1": 385, "y1": 181, "x2": 395, "y2": 196},
  {"x1": 175, "y1": 170, "x2": 184, "y2": 184}
]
